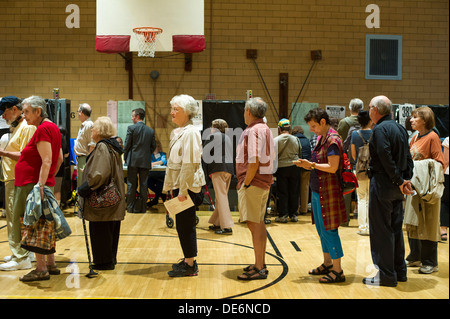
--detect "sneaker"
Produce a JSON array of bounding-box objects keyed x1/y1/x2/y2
[
  {"x1": 0, "y1": 258, "x2": 32, "y2": 271},
  {"x1": 419, "y1": 265, "x2": 439, "y2": 274},
  {"x1": 290, "y1": 215, "x2": 298, "y2": 222},
  {"x1": 168, "y1": 260, "x2": 198, "y2": 277},
  {"x1": 275, "y1": 215, "x2": 288, "y2": 223}
]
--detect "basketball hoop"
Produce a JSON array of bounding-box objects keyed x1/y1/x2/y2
[{"x1": 133, "y1": 27, "x2": 163, "y2": 57}]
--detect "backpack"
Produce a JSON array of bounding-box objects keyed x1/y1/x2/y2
[
  {"x1": 342, "y1": 118, "x2": 361, "y2": 167},
  {"x1": 354, "y1": 130, "x2": 372, "y2": 180}
]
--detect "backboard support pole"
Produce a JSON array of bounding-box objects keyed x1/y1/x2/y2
[{"x1": 124, "y1": 52, "x2": 133, "y2": 99}]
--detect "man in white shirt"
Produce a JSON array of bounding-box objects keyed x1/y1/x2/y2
[
  {"x1": 0, "y1": 96, "x2": 36, "y2": 271},
  {"x1": 74, "y1": 103, "x2": 95, "y2": 190}
]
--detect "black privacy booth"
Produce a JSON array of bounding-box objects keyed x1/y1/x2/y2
[
  {"x1": 393, "y1": 104, "x2": 449, "y2": 137},
  {"x1": 201, "y1": 100, "x2": 247, "y2": 211},
  {"x1": 46, "y1": 98, "x2": 72, "y2": 207}
]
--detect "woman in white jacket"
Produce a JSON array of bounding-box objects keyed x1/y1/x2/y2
[{"x1": 163, "y1": 94, "x2": 206, "y2": 277}]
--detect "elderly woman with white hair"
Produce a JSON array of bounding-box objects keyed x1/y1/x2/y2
[
  {"x1": 12, "y1": 96, "x2": 64, "y2": 281},
  {"x1": 77, "y1": 116, "x2": 126, "y2": 271},
  {"x1": 163, "y1": 94, "x2": 206, "y2": 277}
]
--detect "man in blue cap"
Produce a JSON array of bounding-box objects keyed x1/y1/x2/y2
[{"x1": 0, "y1": 96, "x2": 37, "y2": 271}]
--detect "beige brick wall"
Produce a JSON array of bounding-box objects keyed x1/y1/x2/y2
[{"x1": 1, "y1": 0, "x2": 448, "y2": 148}]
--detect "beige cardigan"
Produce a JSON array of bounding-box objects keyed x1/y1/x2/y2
[
  {"x1": 163, "y1": 122, "x2": 206, "y2": 197},
  {"x1": 404, "y1": 159, "x2": 444, "y2": 242}
]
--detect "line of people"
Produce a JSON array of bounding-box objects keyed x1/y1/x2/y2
[{"x1": 0, "y1": 94, "x2": 447, "y2": 288}]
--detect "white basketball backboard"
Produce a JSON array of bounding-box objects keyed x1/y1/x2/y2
[{"x1": 96, "y1": 0, "x2": 204, "y2": 52}]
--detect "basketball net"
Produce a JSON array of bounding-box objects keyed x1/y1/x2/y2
[{"x1": 133, "y1": 27, "x2": 163, "y2": 57}]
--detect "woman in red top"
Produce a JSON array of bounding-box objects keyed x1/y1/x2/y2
[{"x1": 14, "y1": 96, "x2": 63, "y2": 282}]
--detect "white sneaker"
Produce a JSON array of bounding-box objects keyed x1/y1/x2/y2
[
  {"x1": 419, "y1": 265, "x2": 439, "y2": 274},
  {"x1": 0, "y1": 259, "x2": 32, "y2": 271},
  {"x1": 3, "y1": 255, "x2": 13, "y2": 262}
]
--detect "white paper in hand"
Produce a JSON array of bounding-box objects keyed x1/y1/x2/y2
[{"x1": 164, "y1": 196, "x2": 194, "y2": 216}]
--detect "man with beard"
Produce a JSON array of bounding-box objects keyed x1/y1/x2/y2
[{"x1": 0, "y1": 96, "x2": 36, "y2": 271}]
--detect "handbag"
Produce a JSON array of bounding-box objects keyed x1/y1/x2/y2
[
  {"x1": 87, "y1": 145, "x2": 121, "y2": 208},
  {"x1": 21, "y1": 217, "x2": 56, "y2": 255},
  {"x1": 87, "y1": 177, "x2": 121, "y2": 208}
]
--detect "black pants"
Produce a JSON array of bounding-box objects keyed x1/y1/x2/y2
[
  {"x1": 147, "y1": 171, "x2": 166, "y2": 199},
  {"x1": 127, "y1": 167, "x2": 149, "y2": 213},
  {"x1": 89, "y1": 220, "x2": 121, "y2": 267},
  {"x1": 173, "y1": 189, "x2": 203, "y2": 259},
  {"x1": 406, "y1": 238, "x2": 438, "y2": 267},
  {"x1": 275, "y1": 165, "x2": 300, "y2": 217},
  {"x1": 369, "y1": 176, "x2": 407, "y2": 284}
]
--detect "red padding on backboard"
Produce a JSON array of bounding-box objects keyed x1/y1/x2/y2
[
  {"x1": 172, "y1": 35, "x2": 205, "y2": 53},
  {"x1": 96, "y1": 35, "x2": 131, "y2": 53}
]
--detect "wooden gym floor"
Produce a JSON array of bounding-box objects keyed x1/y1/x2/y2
[{"x1": 0, "y1": 206, "x2": 448, "y2": 300}]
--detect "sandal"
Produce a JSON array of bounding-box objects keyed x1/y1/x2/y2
[
  {"x1": 237, "y1": 268, "x2": 268, "y2": 280},
  {"x1": 441, "y1": 233, "x2": 447, "y2": 242},
  {"x1": 309, "y1": 263, "x2": 332, "y2": 275},
  {"x1": 319, "y1": 270, "x2": 346, "y2": 284},
  {"x1": 243, "y1": 264, "x2": 268, "y2": 275},
  {"x1": 19, "y1": 269, "x2": 50, "y2": 282},
  {"x1": 47, "y1": 265, "x2": 61, "y2": 275}
]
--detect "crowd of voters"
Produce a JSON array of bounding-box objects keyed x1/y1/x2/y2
[{"x1": 0, "y1": 94, "x2": 448, "y2": 287}]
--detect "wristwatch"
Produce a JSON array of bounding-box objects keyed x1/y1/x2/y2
[
  {"x1": 39, "y1": 182, "x2": 45, "y2": 188},
  {"x1": 244, "y1": 184, "x2": 251, "y2": 189}
]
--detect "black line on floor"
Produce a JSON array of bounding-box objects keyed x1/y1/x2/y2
[
  {"x1": 266, "y1": 230, "x2": 283, "y2": 259},
  {"x1": 290, "y1": 241, "x2": 301, "y2": 251}
]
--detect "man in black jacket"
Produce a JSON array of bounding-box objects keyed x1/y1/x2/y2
[
  {"x1": 363, "y1": 95, "x2": 414, "y2": 287},
  {"x1": 124, "y1": 108, "x2": 156, "y2": 213}
]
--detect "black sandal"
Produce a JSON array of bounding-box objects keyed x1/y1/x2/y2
[
  {"x1": 309, "y1": 263, "x2": 332, "y2": 275},
  {"x1": 237, "y1": 268, "x2": 268, "y2": 280},
  {"x1": 319, "y1": 270, "x2": 346, "y2": 283},
  {"x1": 243, "y1": 264, "x2": 268, "y2": 275}
]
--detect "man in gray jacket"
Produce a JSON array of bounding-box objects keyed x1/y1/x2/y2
[{"x1": 124, "y1": 108, "x2": 156, "y2": 213}]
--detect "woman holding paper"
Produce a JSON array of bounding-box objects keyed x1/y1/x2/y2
[{"x1": 163, "y1": 94, "x2": 206, "y2": 277}]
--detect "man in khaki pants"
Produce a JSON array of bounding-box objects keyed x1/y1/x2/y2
[
  {"x1": 74, "y1": 103, "x2": 95, "y2": 196},
  {"x1": 0, "y1": 96, "x2": 36, "y2": 271},
  {"x1": 236, "y1": 98, "x2": 275, "y2": 280}
]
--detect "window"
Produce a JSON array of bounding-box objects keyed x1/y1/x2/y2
[{"x1": 365, "y1": 34, "x2": 402, "y2": 80}]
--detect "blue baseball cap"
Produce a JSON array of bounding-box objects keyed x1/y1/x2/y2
[{"x1": 0, "y1": 96, "x2": 20, "y2": 116}]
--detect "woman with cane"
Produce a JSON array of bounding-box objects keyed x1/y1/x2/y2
[{"x1": 77, "y1": 117, "x2": 126, "y2": 271}]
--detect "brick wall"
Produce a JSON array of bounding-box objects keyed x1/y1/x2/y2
[{"x1": 1, "y1": 0, "x2": 448, "y2": 147}]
